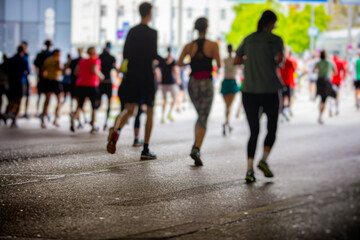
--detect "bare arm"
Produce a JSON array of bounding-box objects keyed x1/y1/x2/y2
[
  {"x1": 92, "y1": 64, "x2": 105, "y2": 81},
  {"x1": 172, "y1": 65, "x2": 181, "y2": 85},
  {"x1": 178, "y1": 44, "x2": 190, "y2": 67},
  {"x1": 213, "y1": 43, "x2": 221, "y2": 69},
  {"x1": 234, "y1": 55, "x2": 244, "y2": 65},
  {"x1": 275, "y1": 52, "x2": 284, "y2": 66}
]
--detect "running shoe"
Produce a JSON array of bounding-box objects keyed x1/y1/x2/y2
[
  {"x1": 257, "y1": 160, "x2": 274, "y2": 178},
  {"x1": 53, "y1": 120, "x2": 60, "y2": 128},
  {"x1": 140, "y1": 150, "x2": 157, "y2": 160},
  {"x1": 168, "y1": 114, "x2": 174, "y2": 122},
  {"x1": 90, "y1": 127, "x2": 99, "y2": 134},
  {"x1": 228, "y1": 125, "x2": 233, "y2": 134},
  {"x1": 245, "y1": 169, "x2": 256, "y2": 183},
  {"x1": 190, "y1": 147, "x2": 203, "y2": 166},
  {"x1": 107, "y1": 127, "x2": 119, "y2": 154},
  {"x1": 103, "y1": 124, "x2": 107, "y2": 131},
  {"x1": 133, "y1": 138, "x2": 144, "y2": 147},
  {"x1": 222, "y1": 124, "x2": 226, "y2": 136},
  {"x1": 161, "y1": 117, "x2": 165, "y2": 124}
]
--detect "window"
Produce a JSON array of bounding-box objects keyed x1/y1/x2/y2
[
  {"x1": 221, "y1": 9, "x2": 226, "y2": 20},
  {"x1": 117, "y1": 6, "x2": 124, "y2": 17},
  {"x1": 205, "y1": 8, "x2": 209, "y2": 18},
  {"x1": 100, "y1": 5, "x2": 107, "y2": 17},
  {"x1": 187, "y1": 31, "x2": 192, "y2": 42},
  {"x1": 171, "y1": 7, "x2": 175, "y2": 19},
  {"x1": 187, "y1": 8, "x2": 192, "y2": 19}
]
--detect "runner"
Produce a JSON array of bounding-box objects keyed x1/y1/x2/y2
[
  {"x1": 351, "y1": 50, "x2": 360, "y2": 110},
  {"x1": 107, "y1": 2, "x2": 159, "y2": 160},
  {"x1": 220, "y1": 44, "x2": 239, "y2": 136},
  {"x1": 279, "y1": 48, "x2": 297, "y2": 122},
  {"x1": 4, "y1": 46, "x2": 29, "y2": 128},
  {"x1": 313, "y1": 50, "x2": 337, "y2": 125},
  {"x1": 41, "y1": 49, "x2": 63, "y2": 128},
  {"x1": 178, "y1": 17, "x2": 221, "y2": 166},
  {"x1": 234, "y1": 10, "x2": 284, "y2": 182},
  {"x1": 0, "y1": 54, "x2": 9, "y2": 125},
  {"x1": 34, "y1": 40, "x2": 53, "y2": 117},
  {"x1": 62, "y1": 54, "x2": 72, "y2": 106},
  {"x1": 158, "y1": 47, "x2": 180, "y2": 123},
  {"x1": 330, "y1": 51, "x2": 346, "y2": 116},
  {"x1": 70, "y1": 47, "x2": 104, "y2": 133},
  {"x1": 306, "y1": 53, "x2": 319, "y2": 100},
  {"x1": 69, "y1": 48, "x2": 83, "y2": 121},
  {"x1": 99, "y1": 42, "x2": 116, "y2": 130},
  {"x1": 21, "y1": 41, "x2": 31, "y2": 119}
]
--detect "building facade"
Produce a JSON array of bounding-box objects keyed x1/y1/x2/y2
[
  {"x1": 0, "y1": 0, "x2": 71, "y2": 61},
  {"x1": 71, "y1": 0, "x2": 236, "y2": 56}
]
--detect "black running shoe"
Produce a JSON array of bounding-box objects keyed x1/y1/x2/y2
[
  {"x1": 190, "y1": 147, "x2": 203, "y2": 166},
  {"x1": 257, "y1": 160, "x2": 274, "y2": 178},
  {"x1": 245, "y1": 169, "x2": 256, "y2": 183},
  {"x1": 140, "y1": 150, "x2": 157, "y2": 160}
]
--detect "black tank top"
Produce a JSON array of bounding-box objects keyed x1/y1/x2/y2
[{"x1": 190, "y1": 39, "x2": 213, "y2": 77}]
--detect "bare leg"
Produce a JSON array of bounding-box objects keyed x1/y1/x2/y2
[
  {"x1": 53, "y1": 93, "x2": 62, "y2": 127},
  {"x1": 194, "y1": 124, "x2": 206, "y2": 149},
  {"x1": 144, "y1": 106, "x2": 153, "y2": 145},
  {"x1": 41, "y1": 92, "x2": 51, "y2": 128},
  {"x1": 114, "y1": 103, "x2": 138, "y2": 130}
]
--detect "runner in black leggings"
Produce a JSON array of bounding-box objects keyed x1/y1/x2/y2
[
  {"x1": 234, "y1": 10, "x2": 284, "y2": 182},
  {"x1": 178, "y1": 17, "x2": 221, "y2": 166}
]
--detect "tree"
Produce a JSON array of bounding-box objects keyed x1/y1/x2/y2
[{"x1": 226, "y1": 2, "x2": 330, "y2": 54}]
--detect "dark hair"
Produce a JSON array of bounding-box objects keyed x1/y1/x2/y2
[
  {"x1": 227, "y1": 44, "x2": 233, "y2": 53},
  {"x1": 67, "y1": 54, "x2": 71, "y2": 58},
  {"x1": 21, "y1": 41, "x2": 28, "y2": 46},
  {"x1": 105, "y1": 41, "x2": 112, "y2": 49},
  {"x1": 194, "y1": 17, "x2": 208, "y2": 33},
  {"x1": 167, "y1": 47, "x2": 171, "y2": 53},
  {"x1": 44, "y1": 39, "x2": 52, "y2": 47},
  {"x1": 53, "y1": 49, "x2": 60, "y2": 55},
  {"x1": 257, "y1": 10, "x2": 277, "y2": 32},
  {"x1": 320, "y1": 50, "x2": 326, "y2": 60},
  {"x1": 17, "y1": 45, "x2": 24, "y2": 54},
  {"x1": 139, "y1": 2, "x2": 152, "y2": 18}
]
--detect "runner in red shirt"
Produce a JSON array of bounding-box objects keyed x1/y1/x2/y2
[
  {"x1": 70, "y1": 47, "x2": 104, "y2": 133},
  {"x1": 330, "y1": 51, "x2": 346, "y2": 116},
  {"x1": 279, "y1": 49, "x2": 297, "y2": 121}
]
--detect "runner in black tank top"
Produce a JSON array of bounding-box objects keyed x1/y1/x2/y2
[{"x1": 178, "y1": 17, "x2": 221, "y2": 167}]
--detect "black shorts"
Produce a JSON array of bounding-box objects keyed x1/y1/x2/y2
[
  {"x1": 99, "y1": 82, "x2": 112, "y2": 99},
  {"x1": 354, "y1": 81, "x2": 360, "y2": 89},
  {"x1": 22, "y1": 79, "x2": 30, "y2": 97},
  {"x1": 9, "y1": 83, "x2": 23, "y2": 100},
  {"x1": 119, "y1": 78, "x2": 156, "y2": 107},
  {"x1": 43, "y1": 79, "x2": 63, "y2": 95},
  {"x1": 317, "y1": 78, "x2": 336, "y2": 103},
  {"x1": 62, "y1": 83, "x2": 71, "y2": 94},
  {"x1": 37, "y1": 76, "x2": 45, "y2": 94},
  {"x1": 282, "y1": 85, "x2": 293, "y2": 99},
  {"x1": 77, "y1": 86, "x2": 100, "y2": 110}
]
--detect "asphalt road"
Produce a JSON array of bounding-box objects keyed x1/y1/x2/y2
[{"x1": 1, "y1": 89, "x2": 360, "y2": 239}]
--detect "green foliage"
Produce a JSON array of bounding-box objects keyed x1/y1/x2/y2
[{"x1": 226, "y1": 2, "x2": 330, "y2": 54}]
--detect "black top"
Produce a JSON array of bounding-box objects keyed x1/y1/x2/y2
[
  {"x1": 190, "y1": 39, "x2": 213, "y2": 76},
  {"x1": 99, "y1": 50, "x2": 116, "y2": 83},
  {"x1": 123, "y1": 24, "x2": 158, "y2": 85},
  {"x1": 34, "y1": 50, "x2": 52, "y2": 77},
  {"x1": 69, "y1": 57, "x2": 81, "y2": 84},
  {"x1": 158, "y1": 58, "x2": 176, "y2": 85},
  {"x1": 6, "y1": 54, "x2": 29, "y2": 87}
]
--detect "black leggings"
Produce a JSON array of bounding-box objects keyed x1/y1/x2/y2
[{"x1": 242, "y1": 92, "x2": 280, "y2": 158}]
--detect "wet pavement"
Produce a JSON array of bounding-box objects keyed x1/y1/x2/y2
[{"x1": 1, "y1": 89, "x2": 360, "y2": 239}]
